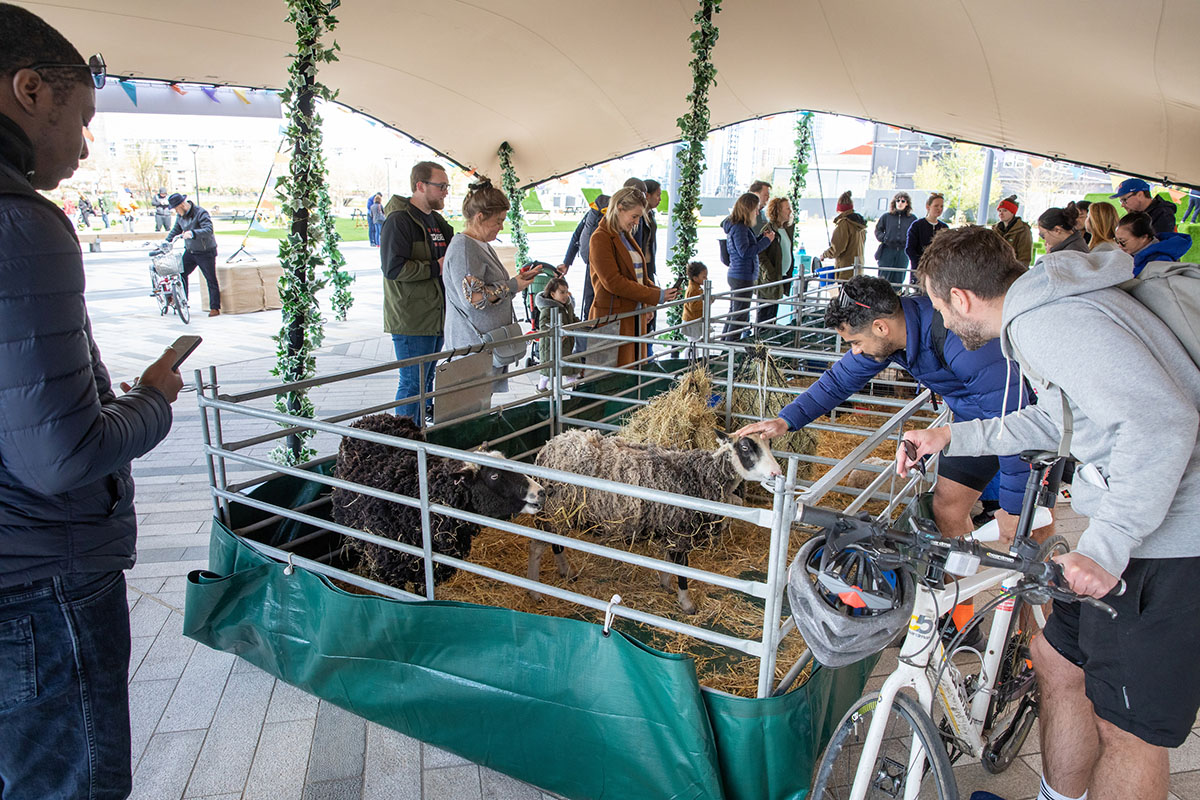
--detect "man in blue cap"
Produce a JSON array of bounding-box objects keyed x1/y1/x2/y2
[{"x1": 1111, "y1": 178, "x2": 1177, "y2": 235}]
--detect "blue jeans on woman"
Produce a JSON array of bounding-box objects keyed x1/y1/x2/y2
[
  {"x1": 0, "y1": 571, "x2": 132, "y2": 800},
  {"x1": 392, "y1": 334, "x2": 443, "y2": 421}
]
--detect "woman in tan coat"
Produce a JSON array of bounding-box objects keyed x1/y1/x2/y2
[{"x1": 588, "y1": 187, "x2": 678, "y2": 366}]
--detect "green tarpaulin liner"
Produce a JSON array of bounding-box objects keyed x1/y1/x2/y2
[{"x1": 182, "y1": 364, "x2": 877, "y2": 800}]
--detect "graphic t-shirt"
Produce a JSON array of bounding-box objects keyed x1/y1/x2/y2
[{"x1": 414, "y1": 207, "x2": 449, "y2": 266}]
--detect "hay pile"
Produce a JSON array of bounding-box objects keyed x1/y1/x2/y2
[
  {"x1": 619, "y1": 366, "x2": 720, "y2": 450},
  {"x1": 726, "y1": 346, "x2": 818, "y2": 473},
  {"x1": 431, "y1": 509, "x2": 815, "y2": 698}
]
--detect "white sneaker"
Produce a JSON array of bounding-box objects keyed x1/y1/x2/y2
[{"x1": 537, "y1": 376, "x2": 550, "y2": 391}]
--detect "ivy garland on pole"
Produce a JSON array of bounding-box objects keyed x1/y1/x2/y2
[
  {"x1": 271, "y1": 0, "x2": 348, "y2": 464},
  {"x1": 497, "y1": 142, "x2": 530, "y2": 268},
  {"x1": 664, "y1": 0, "x2": 721, "y2": 335},
  {"x1": 789, "y1": 111, "x2": 813, "y2": 232}
]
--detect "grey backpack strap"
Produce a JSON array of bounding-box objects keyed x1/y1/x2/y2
[
  {"x1": 1011, "y1": 340, "x2": 1073, "y2": 458},
  {"x1": 1058, "y1": 391, "x2": 1073, "y2": 459}
]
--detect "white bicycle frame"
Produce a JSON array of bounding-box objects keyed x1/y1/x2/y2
[{"x1": 846, "y1": 530, "x2": 1051, "y2": 800}]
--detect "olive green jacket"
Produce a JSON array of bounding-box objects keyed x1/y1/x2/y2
[{"x1": 380, "y1": 194, "x2": 454, "y2": 335}]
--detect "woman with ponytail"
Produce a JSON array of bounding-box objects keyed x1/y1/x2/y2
[{"x1": 443, "y1": 178, "x2": 538, "y2": 392}]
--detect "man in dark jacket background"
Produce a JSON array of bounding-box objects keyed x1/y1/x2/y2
[
  {"x1": 153, "y1": 186, "x2": 171, "y2": 231},
  {"x1": 380, "y1": 160, "x2": 454, "y2": 421},
  {"x1": 163, "y1": 191, "x2": 221, "y2": 315},
  {"x1": 0, "y1": 5, "x2": 181, "y2": 797},
  {"x1": 1112, "y1": 177, "x2": 1177, "y2": 235}
]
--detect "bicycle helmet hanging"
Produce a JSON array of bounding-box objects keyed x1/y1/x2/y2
[{"x1": 787, "y1": 535, "x2": 915, "y2": 668}]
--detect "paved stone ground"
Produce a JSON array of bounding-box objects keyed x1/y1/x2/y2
[{"x1": 85, "y1": 235, "x2": 1200, "y2": 800}]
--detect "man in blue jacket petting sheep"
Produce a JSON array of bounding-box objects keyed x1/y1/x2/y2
[
  {"x1": 737, "y1": 274, "x2": 1036, "y2": 637},
  {"x1": 0, "y1": 6, "x2": 182, "y2": 798}
]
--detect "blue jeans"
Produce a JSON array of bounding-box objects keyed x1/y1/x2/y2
[
  {"x1": 0, "y1": 571, "x2": 132, "y2": 800},
  {"x1": 392, "y1": 334, "x2": 442, "y2": 421}
]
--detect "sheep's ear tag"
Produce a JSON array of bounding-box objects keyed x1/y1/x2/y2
[{"x1": 602, "y1": 594, "x2": 622, "y2": 638}]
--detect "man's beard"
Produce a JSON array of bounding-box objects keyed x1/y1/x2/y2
[
  {"x1": 952, "y1": 317, "x2": 994, "y2": 350},
  {"x1": 429, "y1": 195, "x2": 445, "y2": 211}
]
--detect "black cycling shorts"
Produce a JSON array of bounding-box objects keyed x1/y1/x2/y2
[
  {"x1": 935, "y1": 454, "x2": 1000, "y2": 494},
  {"x1": 1042, "y1": 555, "x2": 1200, "y2": 747}
]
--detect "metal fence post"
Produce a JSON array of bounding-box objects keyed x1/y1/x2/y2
[
  {"x1": 417, "y1": 447, "x2": 435, "y2": 600},
  {"x1": 207, "y1": 364, "x2": 229, "y2": 523}
]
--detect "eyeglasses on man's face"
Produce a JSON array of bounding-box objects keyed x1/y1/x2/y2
[
  {"x1": 421, "y1": 180, "x2": 450, "y2": 191},
  {"x1": 24, "y1": 53, "x2": 106, "y2": 90}
]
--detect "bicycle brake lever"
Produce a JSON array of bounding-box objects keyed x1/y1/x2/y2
[{"x1": 1079, "y1": 595, "x2": 1119, "y2": 619}]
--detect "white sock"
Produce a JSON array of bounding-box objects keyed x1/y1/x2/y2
[{"x1": 1039, "y1": 777, "x2": 1086, "y2": 800}]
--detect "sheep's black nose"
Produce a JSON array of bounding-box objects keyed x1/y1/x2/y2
[{"x1": 535, "y1": 488, "x2": 546, "y2": 505}]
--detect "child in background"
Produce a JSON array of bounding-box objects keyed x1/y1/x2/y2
[
  {"x1": 681, "y1": 261, "x2": 707, "y2": 341},
  {"x1": 534, "y1": 275, "x2": 581, "y2": 390}
]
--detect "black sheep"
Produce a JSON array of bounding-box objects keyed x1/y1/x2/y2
[{"x1": 331, "y1": 414, "x2": 544, "y2": 595}]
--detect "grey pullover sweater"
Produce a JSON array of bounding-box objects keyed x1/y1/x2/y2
[{"x1": 945, "y1": 248, "x2": 1200, "y2": 577}]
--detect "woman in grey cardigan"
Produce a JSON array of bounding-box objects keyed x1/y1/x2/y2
[{"x1": 443, "y1": 179, "x2": 537, "y2": 392}]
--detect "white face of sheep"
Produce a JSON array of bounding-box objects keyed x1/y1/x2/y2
[
  {"x1": 716, "y1": 432, "x2": 782, "y2": 482},
  {"x1": 462, "y1": 452, "x2": 545, "y2": 516}
]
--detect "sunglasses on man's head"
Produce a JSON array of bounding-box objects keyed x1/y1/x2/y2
[
  {"x1": 835, "y1": 286, "x2": 872, "y2": 311},
  {"x1": 24, "y1": 53, "x2": 106, "y2": 89}
]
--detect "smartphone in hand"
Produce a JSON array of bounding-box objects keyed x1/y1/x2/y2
[{"x1": 169, "y1": 335, "x2": 203, "y2": 371}]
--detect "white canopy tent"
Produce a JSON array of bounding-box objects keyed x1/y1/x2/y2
[{"x1": 18, "y1": 0, "x2": 1200, "y2": 187}]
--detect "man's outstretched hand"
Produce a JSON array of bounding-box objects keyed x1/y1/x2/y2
[
  {"x1": 734, "y1": 417, "x2": 789, "y2": 439},
  {"x1": 120, "y1": 348, "x2": 184, "y2": 403}
]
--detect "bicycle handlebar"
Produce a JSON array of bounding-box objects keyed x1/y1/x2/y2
[{"x1": 796, "y1": 504, "x2": 1121, "y2": 618}]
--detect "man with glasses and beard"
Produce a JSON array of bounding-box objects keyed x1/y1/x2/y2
[
  {"x1": 736, "y1": 275, "x2": 1037, "y2": 643},
  {"x1": 380, "y1": 160, "x2": 455, "y2": 422},
  {"x1": 0, "y1": 5, "x2": 181, "y2": 797}
]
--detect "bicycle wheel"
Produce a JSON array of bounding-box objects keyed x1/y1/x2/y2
[
  {"x1": 981, "y1": 533, "x2": 1069, "y2": 774},
  {"x1": 812, "y1": 690, "x2": 956, "y2": 800},
  {"x1": 171, "y1": 276, "x2": 190, "y2": 324}
]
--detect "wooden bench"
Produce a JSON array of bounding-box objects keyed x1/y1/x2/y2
[
  {"x1": 198, "y1": 259, "x2": 285, "y2": 315},
  {"x1": 82, "y1": 230, "x2": 158, "y2": 252}
]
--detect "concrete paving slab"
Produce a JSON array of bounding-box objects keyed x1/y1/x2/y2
[
  {"x1": 266, "y1": 679, "x2": 321, "y2": 724},
  {"x1": 184, "y1": 669, "x2": 275, "y2": 797},
  {"x1": 157, "y1": 644, "x2": 236, "y2": 732},
  {"x1": 307, "y1": 701, "x2": 367, "y2": 784},
  {"x1": 362, "y1": 723, "x2": 421, "y2": 800},
  {"x1": 423, "y1": 766, "x2": 482, "y2": 800},
  {"x1": 130, "y1": 729, "x2": 206, "y2": 800},
  {"x1": 243, "y1": 719, "x2": 315, "y2": 800}
]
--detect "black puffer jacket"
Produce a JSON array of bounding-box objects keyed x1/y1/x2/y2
[{"x1": 0, "y1": 113, "x2": 172, "y2": 587}]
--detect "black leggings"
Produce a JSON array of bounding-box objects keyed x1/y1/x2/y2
[{"x1": 182, "y1": 249, "x2": 221, "y2": 310}]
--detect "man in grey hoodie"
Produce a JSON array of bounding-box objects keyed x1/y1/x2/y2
[{"x1": 899, "y1": 226, "x2": 1200, "y2": 800}]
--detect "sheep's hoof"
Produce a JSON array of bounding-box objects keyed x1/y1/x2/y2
[
  {"x1": 677, "y1": 591, "x2": 698, "y2": 615},
  {"x1": 658, "y1": 571, "x2": 675, "y2": 592},
  {"x1": 526, "y1": 589, "x2": 544, "y2": 604},
  {"x1": 553, "y1": 551, "x2": 572, "y2": 580}
]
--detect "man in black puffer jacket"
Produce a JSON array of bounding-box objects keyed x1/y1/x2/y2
[{"x1": 0, "y1": 6, "x2": 181, "y2": 798}]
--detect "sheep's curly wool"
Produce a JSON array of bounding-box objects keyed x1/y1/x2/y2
[
  {"x1": 331, "y1": 414, "x2": 479, "y2": 594},
  {"x1": 534, "y1": 429, "x2": 740, "y2": 554}
]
